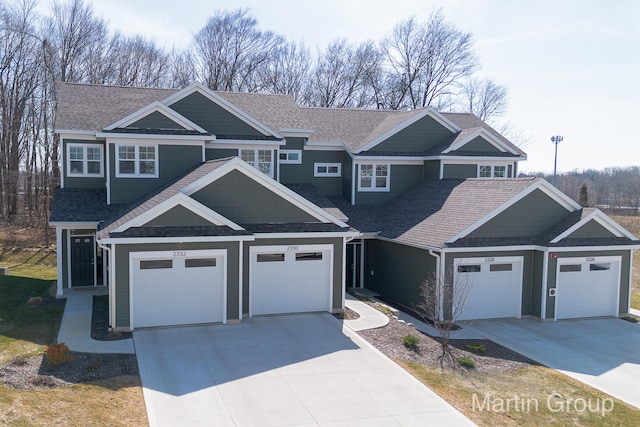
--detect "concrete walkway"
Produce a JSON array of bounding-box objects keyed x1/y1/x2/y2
[
  {"x1": 630, "y1": 308, "x2": 640, "y2": 317},
  {"x1": 57, "y1": 287, "x2": 135, "y2": 354},
  {"x1": 347, "y1": 288, "x2": 483, "y2": 339}
]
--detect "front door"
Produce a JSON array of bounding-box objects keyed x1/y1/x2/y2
[
  {"x1": 346, "y1": 243, "x2": 362, "y2": 288},
  {"x1": 71, "y1": 236, "x2": 94, "y2": 287}
]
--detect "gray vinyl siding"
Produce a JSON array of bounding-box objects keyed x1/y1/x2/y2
[
  {"x1": 280, "y1": 150, "x2": 344, "y2": 196},
  {"x1": 169, "y1": 92, "x2": 263, "y2": 136},
  {"x1": 453, "y1": 136, "x2": 503, "y2": 153},
  {"x1": 283, "y1": 137, "x2": 304, "y2": 150},
  {"x1": 205, "y1": 148, "x2": 239, "y2": 161},
  {"x1": 566, "y1": 220, "x2": 617, "y2": 239},
  {"x1": 442, "y1": 163, "x2": 476, "y2": 179},
  {"x1": 144, "y1": 205, "x2": 215, "y2": 227},
  {"x1": 355, "y1": 164, "x2": 423, "y2": 205},
  {"x1": 129, "y1": 111, "x2": 186, "y2": 130},
  {"x1": 545, "y1": 250, "x2": 631, "y2": 319},
  {"x1": 469, "y1": 189, "x2": 572, "y2": 238},
  {"x1": 368, "y1": 115, "x2": 453, "y2": 153},
  {"x1": 424, "y1": 160, "x2": 440, "y2": 181},
  {"x1": 531, "y1": 250, "x2": 545, "y2": 317},
  {"x1": 364, "y1": 240, "x2": 436, "y2": 309},
  {"x1": 191, "y1": 169, "x2": 318, "y2": 223},
  {"x1": 444, "y1": 250, "x2": 537, "y2": 319},
  {"x1": 113, "y1": 241, "x2": 240, "y2": 329},
  {"x1": 342, "y1": 156, "x2": 353, "y2": 202},
  {"x1": 61, "y1": 229, "x2": 69, "y2": 288},
  {"x1": 63, "y1": 139, "x2": 106, "y2": 189},
  {"x1": 109, "y1": 144, "x2": 202, "y2": 204},
  {"x1": 242, "y1": 237, "x2": 344, "y2": 314}
]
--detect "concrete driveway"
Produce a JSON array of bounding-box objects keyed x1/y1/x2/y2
[
  {"x1": 134, "y1": 313, "x2": 473, "y2": 427},
  {"x1": 462, "y1": 317, "x2": 640, "y2": 409}
]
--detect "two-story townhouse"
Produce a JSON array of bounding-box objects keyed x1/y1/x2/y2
[{"x1": 50, "y1": 82, "x2": 639, "y2": 331}]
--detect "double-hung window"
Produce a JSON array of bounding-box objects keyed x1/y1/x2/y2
[
  {"x1": 117, "y1": 145, "x2": 157, "y2": 177},
  {"x1": 479, "y1": 165, "x2": 508, "y2": 178},
  {"x1": 241, "y1": 149, "x2": 273, "y2": 177},
  {"x1": 67, "y1": 143, "x2": 103, "y2": 177},
  {"x1": 358, "y1": 164, "x2": 389, "y2": 191}
]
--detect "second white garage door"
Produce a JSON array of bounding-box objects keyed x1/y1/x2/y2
[
  {"x1": 250, "y1": 245, "x2": 332, "y2": 316},
  {"x1": 555, "y1": 256, "x2": 620, "y2": 320},
  {"x1": 130, "y1": 250, "x2": 226, "y2": 329},
  {"x1": 454, "y1": 256, "x2": 523, "y2": 321}
]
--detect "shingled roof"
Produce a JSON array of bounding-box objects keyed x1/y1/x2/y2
[{"x1": 55, "y1": 82, "x2": 523, "y2": 156}]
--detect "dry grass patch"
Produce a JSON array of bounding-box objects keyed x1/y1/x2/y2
[
  {"x1": 0, "y1": 375, "x2": 147, "y2": 426},
  {"x1": 401, "y1": 362, "x2": 640, "y2": 427}
]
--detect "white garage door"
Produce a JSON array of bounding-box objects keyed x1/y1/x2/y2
[
  {"x1": 131, "y1": 250, "x2": 226, "y2": 328},
  {"x1": 556, "y1": 256, "x2": 620, "y2": 320},
  {"x1": 454, "y1": 257, "x2": 523, "y2": 321},
  {"x1": 250, "y1": 245, "x2": 332, "y2": 316}
]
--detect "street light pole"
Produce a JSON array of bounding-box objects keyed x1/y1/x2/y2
[{"x1": 551, "y1": 135, "x2": 563, "y2": 186}]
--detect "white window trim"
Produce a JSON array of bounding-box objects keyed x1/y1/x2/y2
[
  {"x1": 239, "y1": 148, "x2": 274, "y2": 178},
  {"x1": 314, "y1": 163, "x2": 342, "y2": 177},
  {"x1": 279, "y1": 149, "x2": 302, "y2": 164},
  {"x1": 67, "y1": 143, "x2": 104, "y2": 177},
  {"x1": 357, "y1": 163, "x2": 390, "y2": 192},
  {"x1": 115, "y1": 143, "x2": 159, "y2": 178},
  {"x1": 478, "y1": 163, "x2": 511, "y2": 178}
]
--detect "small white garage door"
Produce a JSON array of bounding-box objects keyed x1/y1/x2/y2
[
  {"x1": 556, "y1": 256, "x2": 620, "y2": 320},
  {"x1": 250, "y1": 245, "x2": 332, "y2": 316},
  {"x1": 454, "y1": 257, "x2": 523, "y2": 321},
  {"x1": 131, "y1": 250, "x2": 226, "y2": 328}
]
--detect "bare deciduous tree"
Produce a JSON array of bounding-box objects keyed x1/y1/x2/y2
[
  {"x1": 460, "y1": 77, "x2": 508, "y2": 122},
  {"x1": 416, "y1": 268, "x2": 471, "y2": 368}
]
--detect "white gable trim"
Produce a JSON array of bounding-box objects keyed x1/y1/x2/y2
[
  {"x1": 550, "y1": 209, "x2": 637, "y2": 243},
  {"x1": 446, "y1": 179, "x2": 582, "y2": 244},
  {"x1": 180, "y1": 158, "x2": 349, "y2": 228},
  {"x1": 354, "y1": 108, "x2": 461, "y2": 154},
  {"x1": 161, "y1": 83, "x2": 283, "y2": 139},
  {"x1": 104, "y1": 102, "x2": 208, "y2": 133},
  {"x1": 442, "y1": 128, "x2": 519, "y2": 155},
  {"x1": 112, "y1": 192, "x2": 244, "y2": 233}
]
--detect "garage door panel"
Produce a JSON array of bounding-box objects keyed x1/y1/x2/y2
[
  {"x1": 455, "y1": 257, "x2": 523, "y2": 321},
  {"x1": 132, "y1": 252, "x2": 226, "y2": 328},
  {"x1": 556, "y1": 258, "x2": 619, "y2": 320},
  {"x1": 251, "y1": 247, "x2": 331, "y2": 316}
]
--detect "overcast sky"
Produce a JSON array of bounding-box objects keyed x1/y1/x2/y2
[{"x1": 35, "y1": 0, "x2": 640, "y2": 174}]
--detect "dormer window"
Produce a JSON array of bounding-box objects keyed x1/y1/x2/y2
[
  {"x1": 479, "y1": 165, "x2": 508, "y2": 178},
  {"x1": 116, "y1": 144, "x2": 158, "y2": 177},
  {"x1": 358, "y1": 164, "x2": 390, "y2": 191},
  {"x1": 241, "y1": 149, "x2": 273, "y2": 177},
  {"x1": 67, "y1": 143, "x2": 103, "y2": 177}
]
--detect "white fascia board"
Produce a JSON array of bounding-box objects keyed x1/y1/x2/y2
[
  {"x1": 99, "y1": 235, "x2": 256, "y2": 244},
  {"x1": 354, "y1": 108, "x2": 460, "y2": 154},
  {"x1": 550, "y1": 209, "x2": 638, "y2": 243},
  {"x1": 49, "y1": 221, "x2": 99, "y2": 228},
  {"x1": 439, "y1": 156, "x2": 527, "y2": 163},
  {"x1": 304, "y1": 141, "x2": 346, "y2": 151},
  {"x1": 353, "y1": 157, "x2": 424, "y2": 164},
  {"x1": 56, "y1": 130, "x2": 97, "y2": 139},
  {"x1": 112, "y1": 193, "x2": 243, "y2": 233},
  {"x1": 104, "y1": 101, "x2": 208, "y2": 133},
  {"x1": 280, "y1": 128, "x2": 315, "y2": 137},
  {"x1": 549, "y1": 245, "x2": 640, "y2": 252},
  {"x1": 443, "y1": 128, "x2": 519, "y2": 155},
  {"x1": 253, "y1": 231, "x2": 361, "y2": 239},
  {"x1": 210, "y1": 140, "x2": 285, "y2": 148},
  {"x1": 444, "y1": 245, "x2": 548, "y2": 253},
  {"x1": 180, "y1": 157, "x2": 349, "y2": 227},
  {"x1": 98, "y1": 133, "x2": 213, "y2": 142},
  {"x1": 161, "y1": 82, "x2": 282, "y2": 138},
  {"x1": 446, "y1": 179, "x2": 581, "y2": 244}
]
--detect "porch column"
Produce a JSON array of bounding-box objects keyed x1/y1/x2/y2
[{"x1": 56, "y1": 227, "x2": 63, "y2": 297}]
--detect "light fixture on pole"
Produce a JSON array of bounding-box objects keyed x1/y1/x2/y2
[{"x1": 551, "y1": 135, "x2": 563, "y2": 186}]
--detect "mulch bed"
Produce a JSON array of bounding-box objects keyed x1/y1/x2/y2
[
  {"x1": 357, "y1": 312, "x2": 536, "y2": 374},
  {"x1": 91, "y1": 295, "x2": 132, "y2": 341}
]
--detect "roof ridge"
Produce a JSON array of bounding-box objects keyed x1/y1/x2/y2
[{"x1": 60, "y1": 81, "x2": 178, "y2": 92}]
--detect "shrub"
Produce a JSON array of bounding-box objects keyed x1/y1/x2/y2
[
  {"x1": 44, "y1": 343, "x2": 74, "y2": 366},
  {"x1": 403, "y1": 334, "x2": 419, "y2": 350},
  {"x1": 456, "y1": 356, "x2": 475, "y2": 368},
  {"x1": 466, "y1": 343, "x2": 487, "y2": 354}
]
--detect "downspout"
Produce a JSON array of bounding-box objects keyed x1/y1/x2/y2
[
  {"x1": 429, "y1": 249, "x2": 444, "y2": 321},
  {"x1": 96, "y1": 238, "x2": 113, "y2": 330}
]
